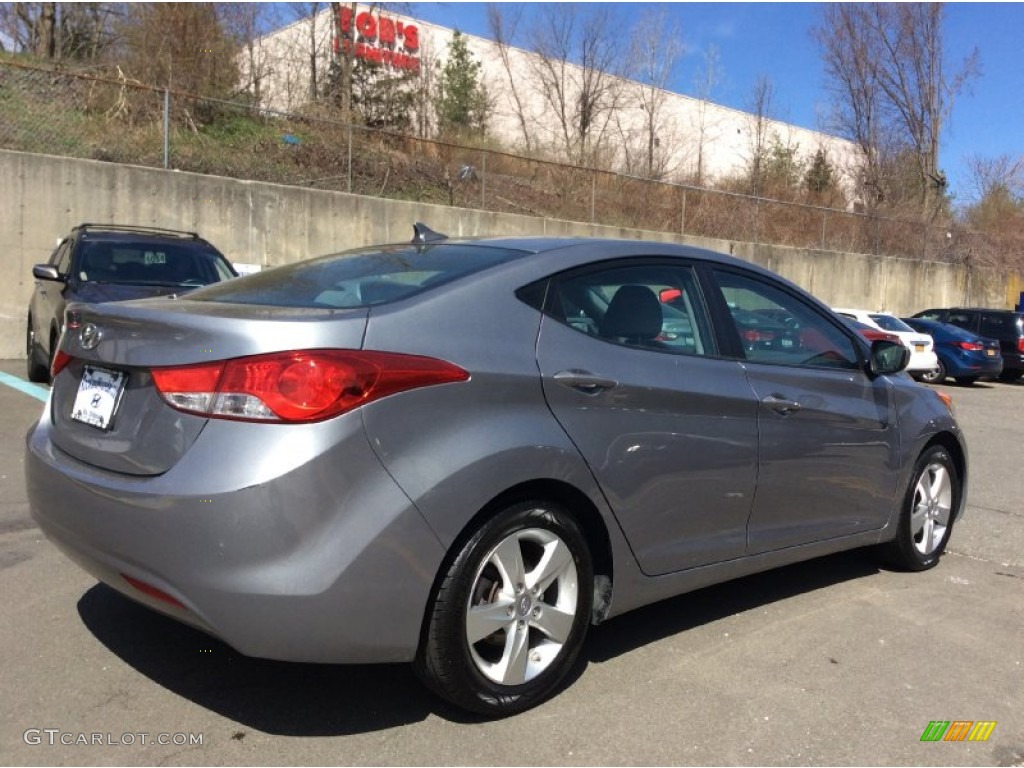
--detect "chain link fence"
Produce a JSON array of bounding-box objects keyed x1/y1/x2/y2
[{"x1": 1, "y1": 58, "x2": 1006, "y2": 264}]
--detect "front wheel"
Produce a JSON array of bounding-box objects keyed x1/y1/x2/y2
[
  {"x1": 883, "y1": 445, "x2": 959, "y2": 571},
  {"x1": 415, "y1": 500, "x2": 594, "y2": 717}
]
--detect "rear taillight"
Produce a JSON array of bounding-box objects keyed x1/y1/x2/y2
[
  {"x1": 51, "y1": 350, "x2": 72, "y2": 378},
  {"x1": 151, "y1": 350, "x2": 469, "y2": 423},
  {"x1": 953, "y1": 341, "x2": 983, "y2": 352},
  {"x1": 1018, "y1": 338, "x2": 1024, "y2": 353},
  {"x1": 742, "y1": 329, "x2": 775, "y2": 344}
]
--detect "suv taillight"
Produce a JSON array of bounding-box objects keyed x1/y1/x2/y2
[
  {"x1": 151, "y1": 350, "x2": 469, "y2": 423},
  {"x1": 1018, "y1": 338, "x2": 1024, "y2": 354}
]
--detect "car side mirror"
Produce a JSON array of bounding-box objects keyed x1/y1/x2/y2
[
  {"x1": 868, "y1": 339, "x2": 909, "y2": 376},
  {"x1": 33, "y1": 264, "x2": 62, "y2": 282}
]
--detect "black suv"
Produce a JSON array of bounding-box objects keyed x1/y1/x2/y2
[
  {"x1": 27, "y1": 223, "x2": 237, "y2": 382},
  {"x1": 912, "y1": 307, "x2": 1024, "y2": 382}
]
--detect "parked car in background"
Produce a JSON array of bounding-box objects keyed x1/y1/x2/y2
[
  {"x1": 834, "y1": 308, "x2": 938, "y2": 381},
  {"x1": 841, "y1": 317, "x2": 904, "y2": 347},
  {"x1": 902, "y1": 317, "x2": 1003, "y2": 385},
  {"x1": 26, "y1": 227, "x2": 967, "y2": 716},
  {"x1": 912, "y1": 307, "x2": 1024, "y2": 383},
  {"x1": 27, "y1": 223, "x2": 237, "y2": 383}
]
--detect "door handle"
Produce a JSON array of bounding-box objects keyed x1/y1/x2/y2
[
  {"x1": 553, "y1": 369, "x2": 618, "y2": 394},
  {"x1": 762, "y1": 394, "x2": 802, "y2": 415}
]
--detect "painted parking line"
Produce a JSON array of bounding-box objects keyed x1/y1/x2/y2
[{"x1": 0, "y1": 371, "x2": 49, "y2": 403}]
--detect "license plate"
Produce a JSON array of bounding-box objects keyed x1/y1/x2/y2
[
  {"x1": 914, "y1": 344, "x2": 925, "y2": 352},
  {"x1": 71, "y1": 366, "x2": 127, "y2": 430},
  {"x1": 986, "y1": 349, "x2": 997, "y2": 357}
]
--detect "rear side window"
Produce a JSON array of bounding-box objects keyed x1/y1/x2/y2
[
  {"x1": 979, "y1": 313, "x2": 1022, "y2": 337},
  {"x1": 190, "y1": 243, "x2": 527, "y2": 308},
  {"x1": 548, "y1": 263, "x2": 715, "y2": 356}
]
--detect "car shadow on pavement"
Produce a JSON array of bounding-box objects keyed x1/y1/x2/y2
[
  {"x1": 76, "y1": 584, "x2": 479, "y2": 735},
  {"x1": 77, "y1": 549, "x2": 879, "y2": 735},
  {"x1": 585, "y1": 549, "x2": 879, "y2": 663}
]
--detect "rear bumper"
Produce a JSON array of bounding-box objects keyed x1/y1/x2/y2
[
  {"x1": 25, "y1": 410, "x2": 446, "y2": 664},
  {"x1": 906, "y1": 349, "x2": 938, "y2": 373}
]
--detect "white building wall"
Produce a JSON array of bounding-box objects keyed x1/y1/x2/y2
[{"x1": 245, "y1": 6, "x2": 860, "y2": 190}]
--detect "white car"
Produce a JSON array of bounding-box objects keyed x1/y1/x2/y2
[{"x1": 833, "y1": 308, "x2": 939, "y2": 379}]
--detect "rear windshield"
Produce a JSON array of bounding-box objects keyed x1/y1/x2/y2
[
  {"x1": 189, "y1": 243, "x2": 528, "y2": 308},
  {"x1": 869, "y1": 314, "x2": 914, "y2": 333},
  {"x1": 77, "y1": 238, "x2": 234, "y2": 287}
]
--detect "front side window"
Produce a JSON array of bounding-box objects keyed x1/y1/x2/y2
[
  {"x1": 53, "y1": 241, "x2": 72, "y2": 275},
  {"x1": 550, "y1": 263, "x2": 714, "y2": 356},
  {"x1": 714, "y1": 270, "x2": 859, "y2": 369}
]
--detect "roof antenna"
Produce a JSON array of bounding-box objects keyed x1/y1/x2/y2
[{"x1": 412, "y1": 222, "x2": 448, "y2": 244}]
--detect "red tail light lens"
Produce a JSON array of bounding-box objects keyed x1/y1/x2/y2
[
  {"x1": 1017, "y1": 338, "x2": 1024, "y2": 353},
  {"x1": 151, "y1": 350, "x2": 469, "y2": 423},
  {"x1": 953, "y1": 341, "x2": 983, "y2": 352},
  {"x1": 741, "y1": 329, "x2": 775, "y2": 344},
  {"x1": 51, "y1": 350, "x2": 72, "y2": 379}
]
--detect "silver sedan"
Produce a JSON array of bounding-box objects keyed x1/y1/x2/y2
[{"x1": 26, "y1": 227, "x2": 967, "y2": 716}]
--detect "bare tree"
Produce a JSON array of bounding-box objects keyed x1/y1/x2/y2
[
  {"x1": 487, "y1": 4, "x2": 533, "y2": 153},
  {"x1": 0, "y1": 2, "x2": 119, "y2": 61},
  {"x1": 289, "y1": 2, "x2": 324, "y2": 102},
  {"x1": 222, "y1": 3, "x2": 282, "y2": 104},
  {"x1": 118, "y1": 4, "x2": 239, "y2": 96},
  {"x1": 626, "y1": 7, "x2": 684, "y2": 179},
  {"x1": 692, "y1": 43, "x2": 723, "y2": 185},
  {"x1": 745, "y1": 75, "x2": 775, "y2": 195},
  {"x1": 815, "y1": 3, "x2": 979, "y2": 212},
  {"x1": 964, "y1": 154, "x2": 1024, "y2": 204},
  {"x1": 528, "y1": 5, "x2": 623, "y2": 166}
]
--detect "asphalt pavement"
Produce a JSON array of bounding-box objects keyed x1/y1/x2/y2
[{"x1": 0, "y1": 360, "x2": 1021, "y2": 766}]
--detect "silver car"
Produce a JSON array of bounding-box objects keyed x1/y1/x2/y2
[{"x1": 26, "y1": 228, "x2": 967, "y2": 716}]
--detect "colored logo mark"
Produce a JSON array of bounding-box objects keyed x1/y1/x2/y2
[{"x1": 920, "y1": 721, "x2": 996, "y2": 742}]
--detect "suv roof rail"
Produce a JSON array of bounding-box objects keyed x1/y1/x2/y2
[{"x1": 74, "y1": 223, "x2": 201, "y2": 240}]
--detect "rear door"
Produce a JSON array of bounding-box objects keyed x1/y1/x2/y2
[
  {"x1": 709, "y1": 269, "x2": 900, "y2": 554},
  {"x1": 535, "y1": 260, "x2": 759, "y2": 576}
]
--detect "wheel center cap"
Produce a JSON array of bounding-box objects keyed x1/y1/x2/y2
[{"x1": 517, "y1": 595, "x2": 532, "y2": 618}]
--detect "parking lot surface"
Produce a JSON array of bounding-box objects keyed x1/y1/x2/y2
[{"x1": 0, "y1": 360, "x2": 1021, "y2": 766}]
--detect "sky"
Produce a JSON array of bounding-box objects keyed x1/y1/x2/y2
[{"x1": 403, "y1": 2, "x2": 1023, "y2": 205}]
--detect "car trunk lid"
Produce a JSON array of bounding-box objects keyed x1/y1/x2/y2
[{"x1": 49, "y1": 297, "x2": 369, "y2": 476}]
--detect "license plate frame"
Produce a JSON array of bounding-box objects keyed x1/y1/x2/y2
[{"x1": 70, "y1": 365, "x2": 127, "y2": 431}]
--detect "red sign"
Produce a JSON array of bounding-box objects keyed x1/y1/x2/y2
[{"x1": 334, "y1": 8, "x2": 421, "y2": 73}]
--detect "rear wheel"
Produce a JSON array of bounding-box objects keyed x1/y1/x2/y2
[
  {"x1": 416, "y1": 500, "x2": 594, "y2": 717},
  {"x1": 998, "y1": 369, "x2": 1023, "y2": 383},
  {"x1": 25, "y1": 318, "x2": 49, "y2": 383},
  {"x1": 883, "y1": 445, "x2": 958, "y2": 571},
  {"x1": 918, "y1": 359, "x2": 945, "y2": 384}
]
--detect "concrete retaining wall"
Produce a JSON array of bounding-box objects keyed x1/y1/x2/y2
[{"x1": 2, "y1": 149, "x2": 1018, "y2": 359}]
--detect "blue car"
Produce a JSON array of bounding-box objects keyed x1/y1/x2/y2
[{"x1": 903, "y1": 317, "x2": 1003, "y2": 385}]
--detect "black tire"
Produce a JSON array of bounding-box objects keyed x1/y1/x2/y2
[
  {"x1": 998, "y1": 369, "x2": 1024, "y2": 383},
  {"x1": 883, "y1": 445, "x2": 959, "y2": 571},
  {"x1": 415, "y1": 500, "x2": 594, "y2": 717},
  {"x1": 955, "y1": 376, "x2": 977, "y2": 386},
  {"x1": 918, "y1": 359, "x2": 945, "y2": 385},
  {"x1": 25, "y1": 318, "x2": 49, "y2": 383}
]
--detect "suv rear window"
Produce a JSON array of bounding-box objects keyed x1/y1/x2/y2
[
  {"x1": 189, "y1": 243, "x2": 528, "y2": 308},
  {"x1": 77, "y1": 238, "x2": 234, "y2": 286}
]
